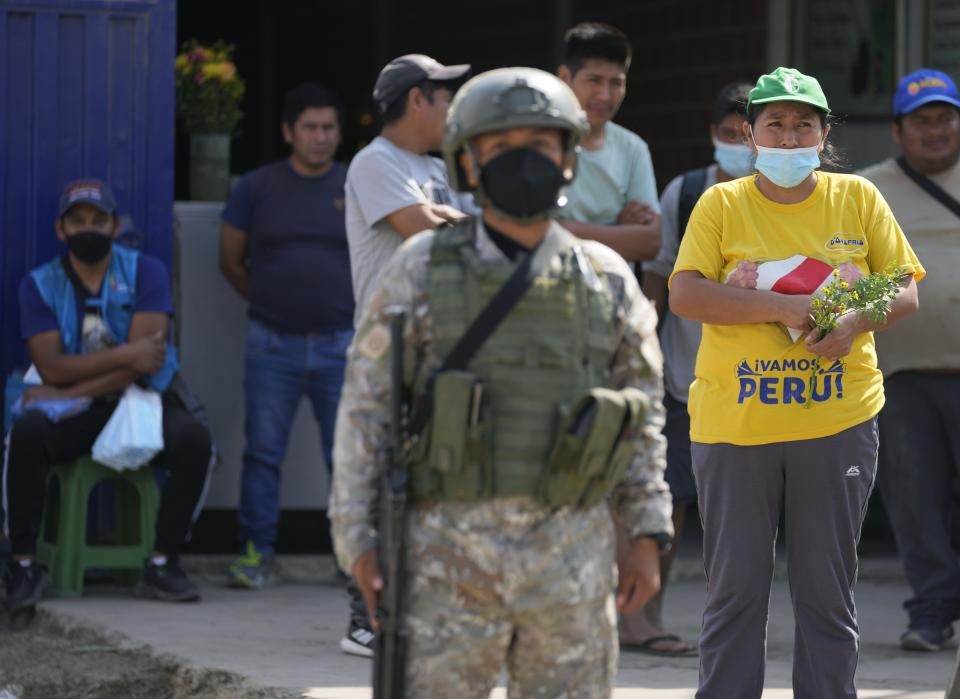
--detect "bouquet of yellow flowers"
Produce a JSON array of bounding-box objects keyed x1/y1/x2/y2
[
  {"x1": 175, "y1": 40, "x2": 245, "y2": 135},
  {"x1": 808, "y1": 263, "x2": 906, "y2": 341}
]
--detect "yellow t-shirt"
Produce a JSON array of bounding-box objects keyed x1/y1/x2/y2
[{"x1": 669, "y1": 172, "x2": 925, "y2": 446}]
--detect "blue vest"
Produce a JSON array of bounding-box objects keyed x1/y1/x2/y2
[{"x1": 29, "y1": 244, "x2": 179, "y2": 392}]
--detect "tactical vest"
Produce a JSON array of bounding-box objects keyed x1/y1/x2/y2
[
  {"x1": 409, "y1": 221, "x2": 648, "y2": 507},
  {"x1": 30, "y1": 244, "x2": 179, "y2": 392}
]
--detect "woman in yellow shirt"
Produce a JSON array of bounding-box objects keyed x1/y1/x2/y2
[{"x1": 669, "y1": 68, "x2": 923, "y2": 699}]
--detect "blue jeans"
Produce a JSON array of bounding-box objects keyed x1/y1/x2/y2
[{"x1": 239, "y1": 318, "x2": 353, "y2": 554}]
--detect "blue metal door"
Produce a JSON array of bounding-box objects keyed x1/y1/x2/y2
[{"x1": 0, "y1": 0, "x2": 176, "y2": 429}]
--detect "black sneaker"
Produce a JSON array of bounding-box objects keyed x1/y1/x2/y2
[
  {"x1": 339, "y1": 618, "x2": 376, "y2": 658},
  {"x1": 4, "y1": 559, "x2": 52, "y2": 617},
  {"x1": 135, "y1": 558, "x2": 200, "y2": 602},
  {"x1": 901, "y1": 622, "x2": 956, "y2": 651}
]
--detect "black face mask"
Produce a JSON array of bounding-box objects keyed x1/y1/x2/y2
[
  {"x1": 65, "y1": 230, "x2": 113, "y2": 264},
  {"x1": 479, "y1": 148, "x2": 566, "y2": 221}
]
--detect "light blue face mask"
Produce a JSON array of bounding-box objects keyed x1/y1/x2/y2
[
  {"x1": 750, "y1": 126, "x2": 823, "y2": 188},
  {"x1": 713, "y1": 140, "x2": 756, "y2": 178}
]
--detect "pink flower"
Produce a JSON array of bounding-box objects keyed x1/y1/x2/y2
[
  {"x1": 194, "y1": 73, "x2": 206, "y2": 85},
  {"x1": 188, "y1": 47, "x2": 209, "y2": 63}
]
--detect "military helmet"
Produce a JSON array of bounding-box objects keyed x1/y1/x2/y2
[{"x1": 443, "y1": 67, "x2": 589, "y2": 193}]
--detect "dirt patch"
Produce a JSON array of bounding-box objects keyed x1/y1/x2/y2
[{"x1": 0, "y1": 609, "x2": 296, "y2": 699}]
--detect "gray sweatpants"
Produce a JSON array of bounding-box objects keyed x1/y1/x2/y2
[{"x1": 692, "y1": 418, "x2": 878, "y2": 699}]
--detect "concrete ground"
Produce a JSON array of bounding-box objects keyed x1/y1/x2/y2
[{"x1": 28, "y1": 553, "x2": 958, "y2": 698}]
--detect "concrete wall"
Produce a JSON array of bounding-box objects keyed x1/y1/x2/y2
[{"x1": 174, "y1": 202, "x2": 330, "y2": 511}]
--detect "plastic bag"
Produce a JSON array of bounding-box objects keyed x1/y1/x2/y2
[
  {"x1": 6, "y1": 366, "x2": 91, "y2": 427},
  {"x1": 92, "y1": 384, "x2": 164, "y2": 471}
]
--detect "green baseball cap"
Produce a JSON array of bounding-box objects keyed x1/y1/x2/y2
[{"x1": 748, "y1": 67, "x2": 830, "y2": 113}]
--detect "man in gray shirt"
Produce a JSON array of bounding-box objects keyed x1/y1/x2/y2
[
  {"x1": 345, "y1": 54, "x2": 472, "y2": 324},
  {"x1": 633, "y1": 81, "x2": 753, "y2": 656},
  {"x1": 340, "y1": 53, "x2": 470, "y2": 656}
]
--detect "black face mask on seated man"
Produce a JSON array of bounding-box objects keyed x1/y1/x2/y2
[
  {"x1": 479, "y1": 147, "x2": 567, "y2": 222},
  {"x1": 66, "y1": 230, "x2": 113, "y2": 264}
]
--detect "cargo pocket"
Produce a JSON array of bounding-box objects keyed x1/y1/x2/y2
[
  {"x1": 579, "y1": 387, "x2": 650, "y2": 507},
  {"x1": 424, "y1": 371, "x2": 490, "y2": 500},
  {"x1": 541, "y1": 388, "x2": 625, "y2": 507}
]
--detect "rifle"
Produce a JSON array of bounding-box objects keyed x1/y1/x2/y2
[{"x1": 373, "y1": 308, "x2": 409, "y2": 698}]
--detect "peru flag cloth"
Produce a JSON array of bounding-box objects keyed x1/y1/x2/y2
[
  {"x1": 753, "y1": 255, "x2": 834, "y2": 341},
  {"x1": 757, "y1": 255, "x2": 835, "y2": 296}
]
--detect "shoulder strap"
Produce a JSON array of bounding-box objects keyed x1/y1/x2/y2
[
  {"x1": 439, "y1": 229, "x2": 564, "y2": 373},
  {"x1": 60, "y1": 255, "x2": 91, "y2": 302},
  {"x1": 659, "y1": 167, "x2": 708, "y2": 334},
  {"x1": 895, "y1": 156, "x2": 960, "y2": 220},
  {"x1": 408, "y1": 228, "x2": 566, "y2": 437},
  {"x1": 677, "y1": 167, "x2": 708, "y2": 242}
]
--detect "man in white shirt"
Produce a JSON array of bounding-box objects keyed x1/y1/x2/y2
[{"x1": 341, "y1": 52, "x2": 470, "y2": 656}]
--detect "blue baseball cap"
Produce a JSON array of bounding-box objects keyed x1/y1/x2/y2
[
  {"x1": 893, "y1": 68, "x2": 960, "y2": 117},
  {"x1": 58, "y1": 178, "x2": 117, "y2": 217}
]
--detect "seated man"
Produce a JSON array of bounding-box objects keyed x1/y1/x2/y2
[{"x1": 2, "y1": 179, "x2": 214, "y2": 621}]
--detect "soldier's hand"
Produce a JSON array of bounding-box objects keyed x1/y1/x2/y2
[
  {"x1": 352, "y1": 549, "x2": 383, "y2": 630},
  {"x1": 616, "y1": 537, "x2": 661, "y2": 614}
]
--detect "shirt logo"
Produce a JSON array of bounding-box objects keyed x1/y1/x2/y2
[
  {"x1": 736, "y1": 357, "x2": 845, "y2": 406},
  {"x1": 824, "y1": 234, "x2": 865, "y2": 253},
  {"x1": 844, "y1": 465, "x2": 861, "y2": 477},
  {"x1": 108, "y1": 275, "x2": 131, "y2": 295}
]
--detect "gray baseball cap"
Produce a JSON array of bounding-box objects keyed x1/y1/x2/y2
[{"x1": 373, "y1": 54, "x2": 470, "y2": 114}]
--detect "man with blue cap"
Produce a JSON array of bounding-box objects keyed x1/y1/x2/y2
[
  {"x1": 859, "y1": 69, "x2": 960, "y2": 652},
  {"x1": 3, "y1": 179, "x2": 214, "y2": 623}
]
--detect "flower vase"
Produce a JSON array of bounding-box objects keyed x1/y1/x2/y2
[{"x1": 189, "y1": 133, "x2": 230, "y2": 201}]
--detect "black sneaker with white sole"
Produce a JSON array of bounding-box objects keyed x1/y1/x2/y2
[
  {"x1": 340, "y1": 619, "x2": 376, "y2": 658},
  {"x1": 135, "y1": 558, "x2": 201, "y2": 602}
]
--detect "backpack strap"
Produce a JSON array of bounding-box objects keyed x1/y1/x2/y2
[
  {"x1": 658, "y1": 168, "x2": 709, "y2": 334},
  {"x1": 677, "y1": 167, "x2": 708, "y2": 241}
]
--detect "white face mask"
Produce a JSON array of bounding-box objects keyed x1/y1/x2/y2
[
  {"x1": 749, "y1": 126, "x2": 823, "y2": 188},
  {"x1": 712, "y1": 139, "x2": 756, "y2": 178}
]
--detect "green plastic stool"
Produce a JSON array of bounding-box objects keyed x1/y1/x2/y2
[{"x1": 35, "y1": 457, "x2": 159, "y2": 597}]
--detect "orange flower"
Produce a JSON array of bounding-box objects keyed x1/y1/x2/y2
[{"x1": 219, "y1": 62, "x2": 237, "y2": 82}]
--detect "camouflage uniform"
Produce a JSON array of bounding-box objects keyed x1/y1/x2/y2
[{"x1": 330, "y1": 216, "x2": 671, "y2": 698}]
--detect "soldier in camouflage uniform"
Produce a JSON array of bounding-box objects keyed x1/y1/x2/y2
[{"x1": 330, "y1": 67, "x2": 673, "y2": 697}]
